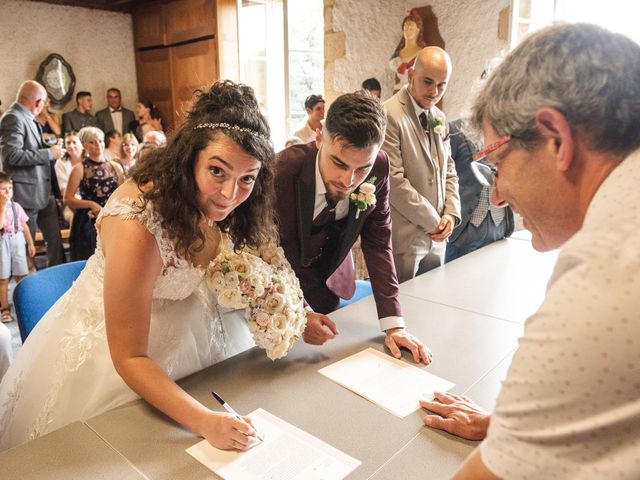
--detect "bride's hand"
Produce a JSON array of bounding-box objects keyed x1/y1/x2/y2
[{"x1": 200, "y1": 411, "x2": 259, "y2": 450}]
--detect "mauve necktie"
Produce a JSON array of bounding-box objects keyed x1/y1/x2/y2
[{"x1": 312, "y1": 196, "x2": 337, "y2": 228}]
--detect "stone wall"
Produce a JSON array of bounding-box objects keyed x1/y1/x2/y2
[
  {"x1": 0, "y1": 0, "x2": 138, "y2": 118},
  {"x1": 325, "y1": 0, "x2": 510, "y2": 120}
]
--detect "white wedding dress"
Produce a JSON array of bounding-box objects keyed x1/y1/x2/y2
[{"x1": 0, "y1": 196, "x2": 255, "y2": 451}]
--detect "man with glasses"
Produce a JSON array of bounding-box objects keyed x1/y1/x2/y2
[
  {"x1": 419, "y1": 24, "x2": 640, "y2": 478},
  {"x1": 293, "y1": 94, "x2": 325, "y2": 144},
  {"x1": 0, "y1": 80, "x2": 65, "y2": 266},
  {"x1": 383, "y1": 46, "x2": 460, "y2": 282}
]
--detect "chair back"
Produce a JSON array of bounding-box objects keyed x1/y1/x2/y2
[
  {"x1": 338, "y1": 279, "x2": 373, "y2": 308},
  {"x1": 13, "y1": 260, "x2": 87, "y2": 342}
]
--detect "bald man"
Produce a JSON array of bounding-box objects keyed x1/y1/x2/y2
[
  {"x1": 0, "y1": 81, "x2": 65, "y2": 266},
  {"x1": 383, "y1": 47, "x2": 460, "y2": 282}
]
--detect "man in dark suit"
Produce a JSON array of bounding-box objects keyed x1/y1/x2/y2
[
  {"x1": 62, "y1": 91, "x2": 97, "y2": 135},
  {"x1": 95, "y1": 88, "x2": 136, "y2": 136},
  {"x1": 445, "y1": 119, "x2": 514, "y2": 262},
  {"x1": 275, "y1": 92, "x2": 431, "y2": 364},
  {"x1": 0, "y1": 81, "x2": 65, "y2": 266}
]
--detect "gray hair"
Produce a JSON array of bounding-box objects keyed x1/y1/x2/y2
[
  {"x1": 471, "y1": 23, "x2": 640, "y2": 157},
  {"x1": 77, "y1": 126, "x2": 104, "y2": 144}
]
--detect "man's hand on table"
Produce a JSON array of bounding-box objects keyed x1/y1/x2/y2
[
  {"x1": 303, "y1": 312, "x2": 339, "y2": 345},
  {"x1": 385, "y1": 327, "x2": 432, "y2": 364},
  {"x1": 420, "y1": 391, "x2": 490, "y2": 440}
]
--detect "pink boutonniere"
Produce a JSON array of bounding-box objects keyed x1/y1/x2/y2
[{"x1": 350, "y1": 177, "x2": 377, "y2": 219}]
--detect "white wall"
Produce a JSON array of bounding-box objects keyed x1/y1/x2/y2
[
  {"x1": 330, "y1": 0, "x2": 509, "y2": 119},
  {"x1": 0, "y1": 0, "x2": 138, "y2": 118}
]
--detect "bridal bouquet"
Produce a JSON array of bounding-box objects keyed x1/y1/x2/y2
[{"x1": 206, "y1": 245, "x2": 307, "y2": 360}]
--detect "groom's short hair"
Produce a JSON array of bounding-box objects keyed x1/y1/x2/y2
[{"x1": 325, "y1": 92, "x2": 386, "y2": 149}]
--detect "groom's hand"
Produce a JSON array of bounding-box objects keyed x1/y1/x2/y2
[{"x1": 303, "y1": 312, "x2": 339, "y2": 345}]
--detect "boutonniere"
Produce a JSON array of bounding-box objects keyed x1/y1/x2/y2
[
  {"x1": 350, "y1": 177, "x2": 377, "y2": 219},
  {"x1": 428, "y1": 112, "x2": 446, "y2": 136}
]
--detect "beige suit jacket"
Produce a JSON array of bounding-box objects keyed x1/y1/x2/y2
[{"x1": 383, "y1": 87, "x2": 460, "y2": 255}]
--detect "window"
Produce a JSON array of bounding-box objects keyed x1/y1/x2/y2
[
  {"x1": 239, "y1": 0, "x2": 323, "y2": 149},
  {"x1": 510, "y1": 0, "x2": 640, "y2": 48}
]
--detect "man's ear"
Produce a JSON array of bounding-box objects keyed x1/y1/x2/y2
[{"x1": 535, "y1": 107, "x2": 574, "y2": 172}]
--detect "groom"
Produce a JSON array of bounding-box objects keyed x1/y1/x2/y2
[{"x1": 275, "y1": 92, "x2": 430, "y2": 364}]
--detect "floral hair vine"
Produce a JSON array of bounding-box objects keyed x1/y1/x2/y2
[
  {"x1": 194, "y1": 122, "x2": 270, "y2": 142},
  {"x1": 350, "y1": 177, "x2": 377, "y2": 219}
]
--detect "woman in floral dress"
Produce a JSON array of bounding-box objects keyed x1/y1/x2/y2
[
  {"x1": 65, "y1": 126, "x2": 124, "y2": 260},
  {"x1": 0, "y1": 81, "x2": 306, "y2": 451}
]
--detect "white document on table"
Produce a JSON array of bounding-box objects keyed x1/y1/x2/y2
[
  {"x1": 186, "y1": 408, "x2": 360, "y2": 480},
  {"x1": 318, "y1": 347, "x2": 455, "y2": 418}
]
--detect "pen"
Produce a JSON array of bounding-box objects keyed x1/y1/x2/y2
[{"x1": 211, "y1": 391, "x2": 264, "y2": 442}]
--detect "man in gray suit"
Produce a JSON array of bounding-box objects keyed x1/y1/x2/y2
[
  {"x1": 95, "y1": 88, "x2": 135, "y2": 136},
  {"x1": 384, "y1": 47, "x2": 460, "y2": 282},
  {"x1": 0, "y1": 80, "x2": 65, "y2": 266}
]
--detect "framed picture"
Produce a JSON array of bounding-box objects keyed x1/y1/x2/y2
[{"x1": 36, "y1": 53, "x2": 76, "y2": 108}]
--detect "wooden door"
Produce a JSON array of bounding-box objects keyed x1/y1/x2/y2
[
  {"x1": 135, "y1": 48, "x2": 174, "y2": 132},
  {"x1": 169, "y1": 38, "x2": 219, "y2": 128},
  {"x1": 132, "y1": 3, "x2": 166, "y2": 48},
  {"x1": 164, "y1": 0, "x2": 216, "y2": 45}
]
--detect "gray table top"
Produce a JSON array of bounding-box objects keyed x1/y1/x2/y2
[{"x1": 2, "y1": 236, "x2": 555, "y2": 480}]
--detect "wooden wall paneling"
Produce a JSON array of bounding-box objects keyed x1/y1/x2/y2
[
  {"x1": 132, "y1": 2, "x2": 166, "y2": 48},
  {"x1": 164, "y1": 0, "x2": 216, "y2": 45},
  {"x1": 169, "y1": 38, "x2": 219, "y2": 127},
  {"x1": 135, "y1": 48, "x2": 175, "y2": 131},
  {"x1": 216, "y1": 0, "x2": 240, "y2": 82}
]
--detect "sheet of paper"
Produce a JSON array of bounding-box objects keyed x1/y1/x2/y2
[
  {"x1": 318, "y1": 347, "x2": 455, "y2": 418},
  {"x1": 186, "y1": 408, "x2": 360, "y2": 480}
]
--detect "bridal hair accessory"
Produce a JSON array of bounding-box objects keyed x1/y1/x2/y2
[
  {"x1": 350, "y1": 177, "x2": 377, "y2": 219},
  {"x1": 206, "y1": 244, "x2": 307, "y2": 360},
  {"x1": 194, "y1": 122, "x2": 270, "y2": 142}
]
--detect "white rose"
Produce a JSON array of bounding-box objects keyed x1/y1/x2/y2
[
  {"x1": 229, "y1": 255, "x2": 252, "y2": 275},
  {"x1": 269, "y1": 312, "x2": 288, "y2": 333},
  {"x1": 359, "y1": 182, "x2": 375, "y2": 195},
  {"x1": 434, "y1": 124, "x2": 446, "y2": 136},
  {"x1": 218, "y1": 288, "x2": 247, "y2": 309},
  {"x1": 264, "y1": 292, "x2": 285, "y2": 313},
  {"x1": 365, "y1": 193, "x2": 377, "y2": 205},
  {"x1": 266, "y1": 338, "x2": 291, "y2": 360}
]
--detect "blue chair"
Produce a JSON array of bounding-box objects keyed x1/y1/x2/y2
[
  {"x1": 338, "y1": 279, "x2": 373, "y2": 308},
  {"x1": 13, "y1": 261, "x2": 87, "y2": 342}
]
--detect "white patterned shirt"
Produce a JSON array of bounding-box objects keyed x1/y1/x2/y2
[{"x1": 480, "y1": 149, "x2": 640, "y2": 479}]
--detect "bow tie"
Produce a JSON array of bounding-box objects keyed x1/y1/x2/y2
[{"x1": 111, "y1": 108, "x2": 122, "y2": 113}]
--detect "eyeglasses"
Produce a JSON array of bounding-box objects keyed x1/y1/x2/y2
[{"x1": 470, "y1": 134, "x2": 512, "y2": 187}]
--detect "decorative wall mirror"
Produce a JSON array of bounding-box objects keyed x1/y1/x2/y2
[{"x1": 36, "y1": 53, "x2": 76, "y2": 108}]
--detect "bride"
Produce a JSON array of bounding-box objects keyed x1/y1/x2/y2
[{"x1": 0, "y1": 81, "x2": 302, "y2": 451}]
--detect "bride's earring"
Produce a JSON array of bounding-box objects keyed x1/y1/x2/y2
[{"x1": 207, "y1": 218, "x2": 215, "y2": 228}]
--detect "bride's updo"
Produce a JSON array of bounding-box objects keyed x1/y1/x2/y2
[{"x1": 133, "y1": 80, "x2": 276, "y2": 258}]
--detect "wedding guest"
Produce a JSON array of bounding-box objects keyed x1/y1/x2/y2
[
  {"x1": 103, "y1": 130, "x2": 122, "y2": 162},
  {"x1": 95, "y1": 88, "x2": 136, "y2": 136},
  {"x1": 0, "y1": 172, "x2": 36, "y2": 323},
  {"x1": 420, "y1": 24, "x2": 640, "y2": 478},
  {"x1": 117, "y1": 132, "x2": 138, "y2": 178},
  {"x1": 142, "y1": 129, "x2": 167, "y2": 147},
  {"x1": 0, "y1": 80, "x2": 302, "y2": 453},
  {"x1": 62, "y1": 91, "x2": 97, "y2": 134},
  {"x1": 133, "y1": 100, "x2": 163, "y2": 142},
  {"x1": 293, "y1": 94, "x2": 325, "y2": 143},
  {"x1": 65, "y1": 127, "x2": 124, "y2": 260},
  {"x1": 361, "y1": 78, "x2": 382, "y2": 98},
  {"x1": 35, "y1": 96, "x2": 61, "y2": 137}
]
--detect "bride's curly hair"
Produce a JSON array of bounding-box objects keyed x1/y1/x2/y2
[{"x1": 132, "y1": 80, "x2": 276, "y2": 259}]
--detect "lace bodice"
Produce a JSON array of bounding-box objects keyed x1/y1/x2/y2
[{"x1": 95, "y1": 196, "x2": 205, "y2": 300}]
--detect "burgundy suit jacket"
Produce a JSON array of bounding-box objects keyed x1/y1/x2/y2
[{"x1": 275, "y1": 143, "x2": 402, "y2": 319}]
